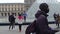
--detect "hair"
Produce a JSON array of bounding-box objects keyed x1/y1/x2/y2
[
  {"x1": 39, "y1": 3, "x2": 48, "y2": 11},
  {"x1": 12, "y1": 13, "x2": 14, "y2": 15},
  {"x1": 18, "y1": 14, "x2": 21, "y2": 16}
]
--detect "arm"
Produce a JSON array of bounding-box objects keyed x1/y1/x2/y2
[{"x1": 8, "y1": 16, "x2": 11, "y2": 22}]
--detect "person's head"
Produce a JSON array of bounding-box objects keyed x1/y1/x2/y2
[
  {"x1": 39, "y1": 3, "x2": 49, "y2": 13},
  {"x1": 12, "y1": 13, "x2": 14, "y2": 15},
  {"x1": 18, "y1": 14, "x2": 22, "y2": 16}
]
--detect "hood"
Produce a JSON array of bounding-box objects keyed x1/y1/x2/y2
[{"x1": 35, "y1": 10, "x2": 48, "y2": 18}]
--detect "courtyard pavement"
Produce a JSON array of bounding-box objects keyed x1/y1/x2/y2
[{"x1": 0, "y1": 24, "x2": 60, "y2": 34}]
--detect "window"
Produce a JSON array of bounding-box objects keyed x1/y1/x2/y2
[
  {"x1": 14, "y1": 13, "x2": 16, "y2": 16},
  {"x1": 21, "y1": 8, "x2": 23, "y2": 11},
  {"x1": 18, "y1": 13, "x2": 20, "y2": 15},
  {"x1": 13, "y1": 8, "x2": 15, "y2": 11},
  {"x1": 1, "y1": 13, "x2": 3, "y2": 16},
  {"x1": 10, "y1": 5, "x2": 12, "y2": 8},
  {"x1": 15, "y1": 8, "x2": 16, "y2": 11},
  {"x1": 1, "y1": 8, "x2": 3, "y2": 11},
  {"x1": 7, "y1": 8, "x2": 9, "y2": 11},
  {"x1": 18, "y1": 8, "x2": 20, "y2": 11},
  {"x1": 5, "y1": 13, "x2": 7, "y2": 16},
  {"x1": 8, "y1": 13, "x2": 10, "y2": 16},
  {"x1": 13, "y1": 5, "x2": 15, "y2": 8},
  {"x1": 9, "y1": 8, "x2": 10, "y2": 11},
  {"x1": 16, "y1": 5, "x2": 18, "y2": 11},
  {"x1": 5, "y1": 8, "x2": 7, "y2": 11},
  {"x1": 16, "y1": 8, "x2": 19, "y2": 11},
  {"x1": 4, "y1": 8, "x2": 6, "y2": 11},
  {"x1": 10, "y1": 8, "x2": 12, "y2": 11},
  {"x1": 2, "y1": 8, "x2": 4, "y2": 11},
  {"x1": 12, "y1": 8, "x2": 13, "y2": 11}
]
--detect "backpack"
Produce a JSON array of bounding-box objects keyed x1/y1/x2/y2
[{"x1": 25, "y1": 20, "x2": 36, "y2": 34}]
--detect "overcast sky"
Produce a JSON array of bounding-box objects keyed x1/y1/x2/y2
[
  {"x1": 0, "y1": 0, "x2": 60, "y2": 3},
  {"x1": 57, "y1": 0, "x2": 60, "y2": 2},
  {"x1": 0, "y1": 0, "x2": 24, "y2": 3}
]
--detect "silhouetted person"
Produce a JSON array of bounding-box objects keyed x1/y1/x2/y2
[
  {"x1": 18, "y1": 14, "x2": 24, "y2": 32},
  {"x1": 26, "y1": 3, "x2": 59, "y2": 34},
  {"x1": 9, "y1": 13, "x2": 15, "y2": 30},
  {"x1": 35, "y1": 3, "x2": 59, "y2": 34}
]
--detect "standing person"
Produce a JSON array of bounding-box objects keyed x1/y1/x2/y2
[
  {"x1": 56, "y1": 14, "x2": 60, "y2": 28},
  {"x1": 23, "y1": 11, "x2": 27, "y2": 23},
  {"x1": 18, "y1": 14, "x2": 24, "y2": 32},
  {"x1": 53, "y1": 13, "x2": 59, "y2": 28},
  {"x1": 9, "y1": 13, "x2": 15, "y2": 30},
  {"x1": 53, "y1": 13, "x2": 57, "y2": 25},
  {"x1": 53, "y1": 13, "x2": 57, "y2": 20}
]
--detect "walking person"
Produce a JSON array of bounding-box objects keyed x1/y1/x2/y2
[
  {"x1": 8, "y1": 13, "x2": 15, "y2": 30},
  {"x1": 18, "y1": 14, "x2": 24, "y2": 32}
]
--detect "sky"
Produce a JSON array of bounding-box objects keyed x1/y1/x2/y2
[
  {"x1": 0, "y1": 0, "x2": 60, "y2": 3},
  {"x1": 0, "y1": 0, "x2": 24, "y2": 3},
  {"x1": 57, "y1": 0, "x2": 60, "y2": 2}
]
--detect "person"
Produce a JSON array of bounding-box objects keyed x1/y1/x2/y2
[
  {"x1": 56, "y1": 14, "x2": 60, "y2": 28},
  {"x1": 23, "y1": 11, "x2": 27, "y2": 23},
  {"x1": 9, "y1": 13, "x2": 15, "y2": 30},
  {"x1": 35, "y1": 3, "x2": 59, "y2": 34},
  {"x1": 25, "y1": 3, "x2": 59, "y2": 34},
  {"x1": 53, "y1": 13, "x2": 57, "y2": 20},
  {"x1": 53, "y1": 13, "x2": 59, "y2": 28},
  {"x1": 18, "y1": 14, "x2": 24, "y2": 32}
]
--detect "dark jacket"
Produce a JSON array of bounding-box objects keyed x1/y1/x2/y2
[
  {"x1": 35, "y1": 10, "x2": 56, "y2": 34},
  {"x1": 9, "y1": 15, "x2": 15, "y2": 22},
  {"x1": 25, "y1": 20, "x2": 36, "y2": 34}
]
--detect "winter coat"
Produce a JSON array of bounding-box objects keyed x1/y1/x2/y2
[
  {"x1": 9, "y1": 15, "x2": 15, "y2": 22},
  {"x1": 17, "y1": 16, "x2": 24, "y2": 24},
  {"x1": 35, "y1": 10, "x2": 56, "y2": 34},
  {"x1": 25, "y1": 10, "x2": 58, "y2": 34}
]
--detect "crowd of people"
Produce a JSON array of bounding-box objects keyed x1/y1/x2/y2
[
  {"x1": 8, "y1": 3, "x2": 59, "y2": 34},
  {"x1": 8, "y1": 11, "x2": 27, "y2": 31}
]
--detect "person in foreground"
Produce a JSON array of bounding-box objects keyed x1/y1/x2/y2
[
  {"x1": 35, "y1": 3, "x2": 59, "y2": 34},
  {"x1": 25, "y1": 3, "x2": 59, "y2": 34}
]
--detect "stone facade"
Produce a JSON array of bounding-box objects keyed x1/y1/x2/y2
[
  {"x1": 0, "y1": 0, "x2": 36, "y2": 17},
  {"x1": 0, "y1": 3, "x2": 25, "y2": 17}
]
